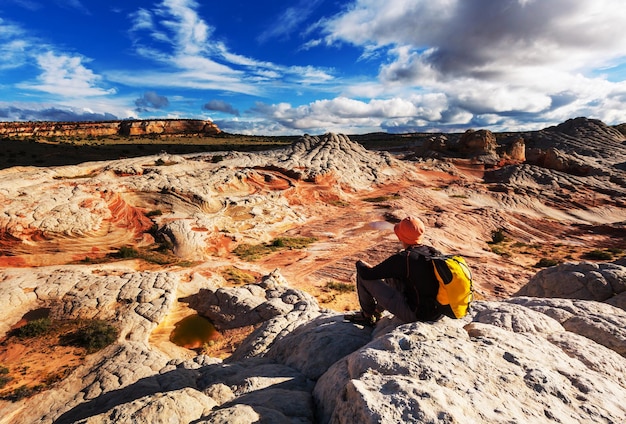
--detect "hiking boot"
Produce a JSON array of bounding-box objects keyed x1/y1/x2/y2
[{"x1": 344, "y1": 310, "x2": 377, "y2": 327}]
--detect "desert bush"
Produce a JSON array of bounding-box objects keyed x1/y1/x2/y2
[
  {"x1": 222, "y1": 267, "x2": 256, "y2": 285},
  {"x1": 60, "y1": 320, "x2": 119, "y2": 354},
  {"x1": 490, "y1": 229, "x2": 507, "y2": 244},
  {"x1": 325, "y1": 281, "x2": 353, "y2": 293},
  {"x1": 234, "y1": 237, "x2": 317, "y2": 261},
  {"x1": 13, "y1": 318, "x2": 51, "y2": 339},
  {"x1": 116, "y1": 246, "x2": 139, "y2": 259},
  {"x1": 582, "y1": 249, "x2": 613, "y2": 260},
  {"x1": 1, "y1": 384, "x2": 40, "y2": 402},
  {"x1": 362, "y1": 194, "x2": 401, "y2": 203},
  {"x1": 0, "y1": 365, "x2": 10, "y2": 389},
  {"x1": 145, "y1": 209, "x2": 163, "y2": 217},
  {"x1": 534, "y1": 258, "x2": 559, "y2": 268},
  {"x1": 271, "y1": 236, "x2": 317, "y2": 249}
]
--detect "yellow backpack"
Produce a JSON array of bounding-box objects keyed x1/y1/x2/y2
[{"x1": 431, "y1": 255, "x2": 473, "y2": 318}]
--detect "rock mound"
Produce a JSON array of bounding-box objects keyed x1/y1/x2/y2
[
  {"x1": 516, "y1": 261, "x2": 626, "y2": 309},
  {"x1": 552, "y1": 117, "x2": 626, "y2": 143},
  {"x1": 266, "y1": 133, "x2": 401, "y2": 189}
]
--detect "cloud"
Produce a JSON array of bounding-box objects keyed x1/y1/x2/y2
[
  {"x1": 257, "y1": 0, "x2": 325, "y2": 43},
  {"x1": 321, "y1": 0, "x2": 626, "y2": 79},
  {"x1": 18, "y1": 51, "x2": 114, "y2": 97},
  {"x1": 0, "y1": 103, "x2": 118, "y2": 121},
  {"x1": 202, "y1": 100, "x2": 240, "y2": 116},
  {"x1": 55, "y1": 0, "x2": 89, "y2": 14},
  {"x1": 242, "y1": 95, "x2": 454, "y2": 134},
  {"x1": 305, "y1": 0, "x2": 626, "y2": 130},
  {"x1": 123, "y1": 0, "x2": 336, "y2": 97},
  {"x1": 0, "y1": 18, "x2": 30, "y2": 70},
  {"x1": 135, "y1": 91, "x2": 170, "y2": 111}
]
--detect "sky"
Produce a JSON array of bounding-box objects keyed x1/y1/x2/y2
[{"x1": 1, "y1": 0, "x2": 626, "y2": 135}]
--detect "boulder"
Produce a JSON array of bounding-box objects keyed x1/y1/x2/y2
[
  {"x1": 314, "y1": 301, "x2": 626, "y2": 423},
  {"x1": 458, "y1": 129, "x2": 497, "y2": 155},
  {"x1": 187, "y1": 269, "x2": 320, "y2": 330},
  {"x1": 515, "y1": 262, "x2": 626, "y2": 305}
]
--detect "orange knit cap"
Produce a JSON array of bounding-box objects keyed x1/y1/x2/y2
[{"x1": 394, "y1": 216, "x2": 425, "y2": 245}]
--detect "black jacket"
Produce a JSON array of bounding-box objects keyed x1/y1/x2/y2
[{"x1": 357, "y1": 245, "x2": 443, "y2": 321}]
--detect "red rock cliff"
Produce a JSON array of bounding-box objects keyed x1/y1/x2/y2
[{"x1": 0, "y1": 119, "x2": 220, "y2": 137}]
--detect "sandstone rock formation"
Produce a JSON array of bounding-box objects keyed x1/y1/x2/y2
[
  {"x1": 1, "y1": 266, "x2": 626, "y2": 423},
  {"x1": 0, "y1": 119, "x2": 220, "y2": 138},
  {"x1": 458, "y1": 128, "x2": 498, "y2": 156},
  {"x1": 516, "y1": 261, "x2": 626, "y2": 309},
  {"x1": 1, "y1": 118, "x2": 625, "y2": 423}
]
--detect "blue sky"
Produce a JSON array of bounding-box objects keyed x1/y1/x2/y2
[{"x1": 1, "y1": 0, "x2": 626, "y2": 135}]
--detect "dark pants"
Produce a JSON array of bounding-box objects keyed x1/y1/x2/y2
[{"x1": 355, "y1": 273, "x2": 417, "y2": 323}]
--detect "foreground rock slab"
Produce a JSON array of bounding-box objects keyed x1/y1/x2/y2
[{"x1": 2, "y1": 266, "x2": 626, "y2": 423}]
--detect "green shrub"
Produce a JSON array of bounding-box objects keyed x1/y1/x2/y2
[
  {"x1": 234, "y1": 237, "x2": 317, "y2": 261},
  {"x1": 222, "y1": 267, "x2": 256, "y2": 285},
  {"x1": 490, "y1": 229, "x2": 506, "y2": 244},
  {"x1": 272, "y1": 238, "x2": 286, "y2": 248},
  {"x1": 60, "y1": 320, "x2": 119, "y2": 354},
  {"x1": 325, "y1": 281, "x2": 353, "y2": 293},
  {"x1": 489, "y1": 245, "x2": 510, "y2": 257},
  {"x1": 362, "y1": 194, "x2": 400, "y2": 203},
  {"x1": 582, "y1": 249, "x2": 613, "y2": 260},
  {"x1": 1, "y1": 385, "x2": 38, "y2": 402},
  {"x1": 271, "y1": 237, "x2": 317, "y2": 249},
  {"x1": 116, "y1": 246, "x2": 139, "y2": 259},
  {"x1": 0, "y1": 365, "x2": 10, "y2": 389},
  {"x1": 13, "y1": 318, "x2": 51, "y2": 339},
  {"x1": 534, "y1": 258, "x2": 559, "y2": 268}
]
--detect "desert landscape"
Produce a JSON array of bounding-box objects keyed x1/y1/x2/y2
[{"x1": 0, "y1": 117, "x2": 625, "y2": 423}]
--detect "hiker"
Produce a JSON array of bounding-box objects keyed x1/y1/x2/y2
[{"x1": 344, "y1": 216, "x2": 446, "y2": 326}]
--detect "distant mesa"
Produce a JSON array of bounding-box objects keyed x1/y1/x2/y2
[{"x1": 0, "y1": 118, "x2": 221, "y2": 138}]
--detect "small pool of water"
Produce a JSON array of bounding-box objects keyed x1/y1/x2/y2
[{"x1": 170, "y1": 314, "x2": 220, "y2": 350}]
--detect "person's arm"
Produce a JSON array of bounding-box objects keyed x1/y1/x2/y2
[{"x1": 356, "y1": 253, "x2": 405, "y2": 280}]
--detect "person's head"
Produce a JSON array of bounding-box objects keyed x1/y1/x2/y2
[{"x1": 394, "y1": 216, "x2": 425, "y2": 247}]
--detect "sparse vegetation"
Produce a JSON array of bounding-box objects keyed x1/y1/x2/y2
[
  {"x1": 221, "y1": 267, "x2": 256, "y2": 285},
  {"x1": 362, "y1": 194, "x2": 401, "y2": 203},
  {"x1": 2, "y1": 384, "x2": 41, "y2": 402},
  {"x1": 0, "y1": 366, "x2": 10, "y2": 389},
  {"x1": 59, "y1": 320, "x2": 119, "y2": 354},
  {"x1": 582, "y1": 249, "x2": 614, "y2": 260},
  {"x1": 115, "y1": 246, "x2": 139, "y2": 259},
  {"x1": 534, "y1": 258, "x2": 559, "y2": 268},
  {"x1": 13, "y1": 318, "x2": 51, "y2": 339},
  {"x1": 233, "y1": 236, "x2": 318, "y2": 261},
  {"x1": 0, "y1": 318, "x2": 120, "y2": 402},
  {"x1": 325, "y1": 281, "x2": 354, "y2": 293},
  {"x1": 489, "y1": 245, "x2": 510, "y2": 257},
  {"x1": 490, "y1": 229, "x2": 507, "y2": 244}
]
